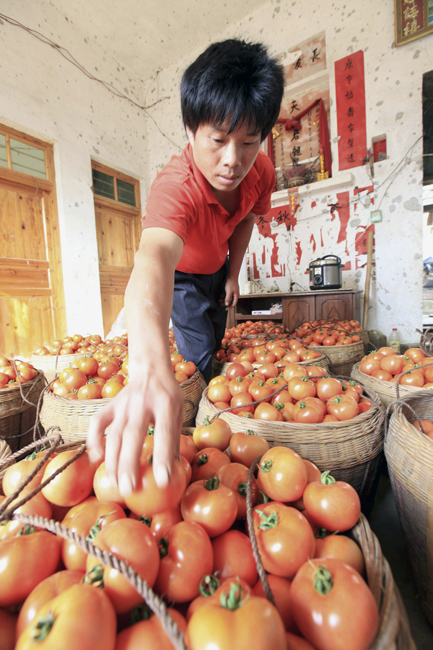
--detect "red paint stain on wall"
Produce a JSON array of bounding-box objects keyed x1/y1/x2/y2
[
  {"x1": 342, "y1": 261, "x2": 352, "y2": 271},
  {"x1": 320, "y1": 228, "x2": 324, "y2": 247},
  {"x1": 310, "y1": 234, "x2": 316, "y2": 252},
  {"x1": 354, "y1": 185, "x2": 374, "y2": 196},
  {"x1": 295, "y1": 241, "x2": 303, "y2": 266},
  {"x1": 262, "y1": 245, "x2": 266, "y2": 265},
  {"x1": 335, "y1": 191, "x2": 350, "y2": 244},
  {"x1": 270, "y1": 234, "x2": 285, "y2": 277},
  {"x1": 252, "y1": 253, "x2": 260, "y2": 279},
  {"x1": 311, "y1": 200, "x2": 317, "y2": 208},
  {"x1": 355, "y1": 224, "x2": 375, "y2": 255}
]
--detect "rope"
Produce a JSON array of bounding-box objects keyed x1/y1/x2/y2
[{"x1": 245, "y1": 455, "x2": 275, "y2": 606}]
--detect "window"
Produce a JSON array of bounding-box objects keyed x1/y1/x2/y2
[
  {"x1": 0, "y1": 128, "x2": 47, "y2": 179},
  {"x1": 92, "y1": 163, "x2": 138, "y2": 207}
]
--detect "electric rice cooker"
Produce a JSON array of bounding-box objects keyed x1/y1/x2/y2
[{"x1": 308, "y1": 255, "x2": 343, "y2": 290}]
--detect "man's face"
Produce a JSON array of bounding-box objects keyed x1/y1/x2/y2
[{"x1": 186, "y1": 120, "x2": 262, "y2": 196}]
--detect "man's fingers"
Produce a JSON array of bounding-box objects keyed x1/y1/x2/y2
[
  {"x1": 87, "y1": 403, "x2": 116, "y2": 463},
  {"x1": 117, "y1": 414, "x2": 150, "y2": 496},
  {"x1": 152, "y1": 398, "x2": 183, "y2": 488},
  {"x1": 104, "y1": 408, "x2": 129, "y2": 488}
]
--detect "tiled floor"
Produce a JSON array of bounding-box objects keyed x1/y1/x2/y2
[{"x1": 368, "y1": 471, "x2": 433, "y2": 649}]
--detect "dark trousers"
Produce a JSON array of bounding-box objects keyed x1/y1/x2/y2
[{"x1": 171, "y1": 261, "x2": 228, "y2": 383}]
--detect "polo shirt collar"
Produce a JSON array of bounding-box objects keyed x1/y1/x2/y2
[{"x1": 184, "y1": 143, "x2": 260, "y2": 208}]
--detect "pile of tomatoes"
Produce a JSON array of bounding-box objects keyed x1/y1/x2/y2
[
  {"x1": 359, "y1": 346, "x2": 433, "y2": 388},
  {"x1": 207, "y1": 361, "x2": 372, "y2": 423},
  {"x1": 0, "y1": 422, "x2": 380, "y2": 650},
  {"x1": 412, "y1": 418, "x2": 433, "y2": 439},
  {"x1": 32, "y1": 333, "x2": 112, "y2": 357},
  {"x1": 0, "y1": 358, "x2": 39, "y2": 390},
  {"x1": 215, "y1": 321, "x2": 287, "y2": 364},
  {"x1": 294, "y1": 319, "x2": 363, "y2": 347}
]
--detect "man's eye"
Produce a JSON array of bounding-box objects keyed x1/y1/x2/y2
[{"x1": 213, "y1": 138, "x2": 224, "y2": 144}]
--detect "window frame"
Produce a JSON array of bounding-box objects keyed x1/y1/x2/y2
[{"x1": 91, "y1": 161, "x2": 140, "y2": 210}]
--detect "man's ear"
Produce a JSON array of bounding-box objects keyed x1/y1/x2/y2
[{"x1": 185, "y1": 126, "x2": 195, "y2": 146}]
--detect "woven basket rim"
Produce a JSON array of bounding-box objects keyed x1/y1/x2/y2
[
  {"x1": 0, "y1": 370, "x2": 45, "y2": 396},
  {"x1": 309, "y1": 340, "x2": 365, "y2": 351},
  {"x1": 352, "y1": 362, "x2": 426, "y2": 397}
]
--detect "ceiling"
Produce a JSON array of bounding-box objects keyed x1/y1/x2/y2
[{"x1": 1, "y1": 0, "x2": 270, "y2": 84}]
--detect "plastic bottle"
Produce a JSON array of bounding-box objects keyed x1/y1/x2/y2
[{"x1": 388, "y1": 328, "x2": 401, "y2": 353}]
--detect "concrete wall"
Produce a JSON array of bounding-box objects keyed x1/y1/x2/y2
[
  {"x1": 145, "y1": 0, "x2": 432, "y2": 344},
  {"x1": 1, "y1": 0, "x2": 432, "y2": 344}
]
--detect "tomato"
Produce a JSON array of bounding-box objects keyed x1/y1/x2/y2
[
  {"x1": 225, "y1": 363, "x2": 248, "y2": 380},
  {"x1": 306, "y1": 366, "x2": 328, "y2": 382},
  {"x1": 154, "y1": 521, "x2": 214, "y2": 603},
  {"x1": 288, "y1": 459, "x2": 322, "y2": 510},
  {"x1": 282, "y1": 364, "x2": 307, "y2": 382},
  {"x1": 77, "y1": 382, "x2": 103, "y2": 399},
  {"x1": 216, "y1": 462, "x2": 258, "y2": 519},
  {"x1": 16, "y1": 570, "x2": 84, "y2": 639},
  {"x1": 399, "y1": 370, "x2": 424, "y2": 387},
  {"x1": 15, "y1": 583, "x2": 116, "y2": 650},
  {"x1": 115, "y1": 607, "x2": 187, "y2": 650},
  {"x1": 253, "y1": 402, "x2": 284, "y2": 421},
  {"x1": 287, "y1": 377, "x2": 316, "y2": 401},
  {"x1": 0, "y1": 491, "x2": 52, "y2": 541},
  {"x1": 208, "y1": 382, "x2": 232, "y2": 404},
  {"x1": 405, "y1": 348, "x2": 426, "y2": 364},
  {"x1": 42, "y1": 449, "x2": 96, "y2": 507},
  {"x1": 61, "y1": 498, "x2": 126, "y2": 571},
  {"x1": 291, "y1": 558, "x2": 379, "y2": 650},
  {"x1": 316, "y1": 377, "x2": 342, "y2": 401},
  {"x1": 185, "y1": 581, "x2": 287, "y2": 650},
  {"x1": 86, "y1": 518, "x2": 159, "y2": 613},
  {"x1": 93, "y1": 462, "x2": 125, "y2": 505},
  {"x1": 124, "y1": 457, "x2": 186, "y2": 517},
  {"x1": 253, "y1": 502, "x2": 315, "y2": 578},
  {"x1": 193, "y1": 417, "x2": 232, "y2": 451},
  {"x1": 179, "y1": 433, "x2": 199, "y2": 463},
  {"x1": 285, "y1": 632, "x2": 318, "y2": 650},
  {"x1": 131, "y1": 505, "x2": 183, "y2": 540},
  {"x1": 326, "y1": 395, "x2": 359, "y2": 420},
  {"x1": 190, "y1": 448, "x2": 231, "y2": 482},
  {"x1": 101, "y1": 381, "x2": 123, "y2": 398},
  {"x1": 252, "y1": 574, "x2": 296, "y2": 632},
  {"x1": 97, "y1": 361, "x2": 119, "y2": 380},
  {"x1": 181, "y1": 477, "x2": 238, "y2": 537},
  {"x1": 212, "y1": 529, "x2": 258, "y2": 586},
  {"x1": 412, "y1": 418, "x2": 433, "y2": 436},
  {"x1": 314, "y1": 534, "x2": 365, "y2": 576},
  {"x1": 0, "y1": 531, "x2": 60, "y2": 607},
  {"x1": 248, "y1": 381, "x2": 274, "y2": 402},
  {"x1": 292, "y1": 398, "x2": 323, "y2": 424},
  {"x1": 0, "y1": 608, "x2": 16, "y2": 650},
  {"x1": 229, "y1": 430, "x2": 269, "y2": 468},
  {"x1": 2, "y1": 452, "x2": 53, "y2": 497},
  {"x1": 229, "y1": 392, "x2": 255, "y2": 415},
  {"x1": 303, "y1": 472, "x2": 361, "y2": 532},
  {"x1": 256, "y1": 447, "x2": 307, "y2": 503}
]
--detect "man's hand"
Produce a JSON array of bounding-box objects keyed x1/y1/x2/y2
[
  {"x1": 87, "y1": 365, "x2": 184, "y2": 496},
  {"x1": 220, "y1": 276, "x2": 239, "y2": 310}
]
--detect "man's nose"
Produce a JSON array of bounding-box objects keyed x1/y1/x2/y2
[{"x1": 222, "y1": 142, "x2": 241, "y2": 167}]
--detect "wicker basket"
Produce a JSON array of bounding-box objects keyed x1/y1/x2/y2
[
  {"x1": 39, "y1": 369, "x2": 206, "y2": 441},
  {"x1": 351, "y1": 362, "x2": 426, "y2": 408},
  {"x1": 350, "y1": 514, "x2": 415, "y2": 649},
  {"x1": 31, "y1": 351, "x2": 90, "y2": 384},
  {"x1": 212, "y1": 354, "x2": 329, "y2": 378},
  {"x1": 384, "y1": 390, "x2": 433, "y2": 625},
  {"x1": 308, "y1": 340, "x2": 365, "y2": 376},
  {"x1": 0, "y1": 372, "x2": 46, "y2": 452},
  {"x1": 197, "y1": 386, "x2": 384, "y2": 504},
  {"x1": 0, "y1": 439, "x2": 13, "y2": 491}
]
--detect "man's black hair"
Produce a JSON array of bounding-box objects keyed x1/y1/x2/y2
[{"x1": 181, "y1": 39, "x2": 285, "y2": 142}]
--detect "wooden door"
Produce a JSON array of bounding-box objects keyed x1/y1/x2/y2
[
  {"x1": 92, "y1": 163, "x2": 141, "y2": 337},
  {"x1": 315, "y1": 291, "x2": 354, "y2": 322},
  {"x1": 283, "y1": 295, "x2": 315, "y2": 331},
  {"x1": 0, "y1": 124, "x2": 66, "y2": 358}
]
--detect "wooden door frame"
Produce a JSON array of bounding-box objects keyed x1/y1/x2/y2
[{"x1": 0, "y1": 122, "x2": 67, "y2": 339}]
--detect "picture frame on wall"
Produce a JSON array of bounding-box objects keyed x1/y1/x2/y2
[{"x1": 395, "y1": 0, "x2": 433, "y2": 47}]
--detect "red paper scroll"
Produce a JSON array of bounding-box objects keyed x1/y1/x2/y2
[{"x1": 335, "y1": 51, "x2": 367, "y2": 171}]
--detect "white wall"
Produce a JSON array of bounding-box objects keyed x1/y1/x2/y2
[
  {"x1": 0, "y1": 0, "x2": 431, "y2": 344},
  {"x1": 144, "y1": 0, "x2": 431, "y2": 344}
]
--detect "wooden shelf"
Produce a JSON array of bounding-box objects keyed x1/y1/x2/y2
[{"x1": 235, "y1": 314, "x2": 283, "y2": 321}]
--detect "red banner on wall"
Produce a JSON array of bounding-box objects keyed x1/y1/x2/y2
[{"x1": 334, "y1": 50, "x2": 367, "y2": 171}]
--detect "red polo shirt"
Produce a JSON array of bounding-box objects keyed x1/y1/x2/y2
[{"x1": 141, "y1": 144, "x2": 275, "y2": 274}]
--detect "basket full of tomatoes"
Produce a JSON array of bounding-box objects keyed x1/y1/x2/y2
[
  {"x1": 197, "y1": 361, "x2": 384, "y2": 504},
  {"x1": 0, "y1": 426, "x2": 414, "y2": 650},
  {"x1": 31, "y1": 334, "x2": 108, "y2": 383},
  {"x1": 0, "y1": 358, "x2": 46, "y2": 452}
]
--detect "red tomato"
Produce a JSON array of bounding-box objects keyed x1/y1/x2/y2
[
  {"x1": 185, "y1": 581, "x2": 287, "y2": 650},
  {"x1": 180, "y1": 433, "x2": 199, "y2": 463},
  {"x1": 212, "y1": 529, "x2": 258, "y2": 586},
  {"x1": 256, "y1": 447, "x2": 308, "y2": 502},
  {"x1": 285, "y1": 632, "x2": 318, "y2": 650},
  {"x1": 124, "y1": 457, "x2": 186, "y2": 517},
  {"x1": 314, "y1": 534, "x2": 365, "y2": 576},
  {"x1": 61, "y1": 498, "x2": 126, "y2": 571},
  {"x1": 0, "y1": 531, "x2": 60, "y2": 607},
  {"x1": 42, "y1": 449, "x2": 96, "y2": 507},
  {"x1": 229, "y1": 431, "x2": 269, "y2": 468},
  {"x1": 15, "y1": 584, "x2": 116, "y2": 650},
  {"x1": 216, "y1": 462, "x2": 258, "y2": 519},
  {"x1": 282, "y1": 364, "x2": 307, "y2": 382},
  {"x1": 190, "y1": 448, "x2": 231, "y2": 482},
  {"x1": 154, "y1": 521, "x2": 214, "y2": 603},
  {"x1": 130, "y1": 505, "x2": 183, "y2": 540},
  {"x1": 288, "y1": 377, "x2": 316, "y2": 401},
  {"x1": 208, "y1": 382, "x2": 232, "y2": 404},
  {"x1": 326, "y1": 395, "x2": 359, "y2": 421},
  {"x1": 181, "y1": 477, "x2": 238, "y2": 537},
  {"x1": 293, "y1": 398, "x2": 323, "y2": 424},
  {"x1": 291, "y1": 558, "x2": 379, "y2": 650},
  {"x1": 186, "y1": 576, "x2": 252, "y2": 622},
  {"x1": 225, "y1": 362, "x2": 248, "y2": 380},
  {"x1": 115, "y1": 607, "x2": 187, "y2": 650},
  {"x1": 252, "y1": 574, "x2": 296, "y2": 632},
  {"x1": 253, "y1": 402, "x2": 284, "y2": 422},
  {"x1": 93, "y1": 462, "x2": 125, "y2": 505},
  {"x1": 0, "y1": 608, "x2": 16, "y2": 650},
  {"x1": 193, "y1": 417, "x2": 232, "y2": 451},
  {"x1": 86, "y1": 518, "x2": 160, "y2": 613},
  {"x1": 303, "y1": 472, "x2": 361, "y2": 532},
  {"x1": 316, "y1": 377, "x2": 342, "y2": 401},
  {"x1": 16, "y1": 569, "x2": 84, "y2": 639},
  {"x1": 0, "y1": 491, "x2": 52, "y2": 541},
  {"x1": 252, "y1": 503, "x2": 315, "y2": 578},
  {"x1": 229, "y1": 392, "x2": 255, "y2": 414},
  {"x1": 2, "y1": 452, "x2": 53, "y2": 497}
]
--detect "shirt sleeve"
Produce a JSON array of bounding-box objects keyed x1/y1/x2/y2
[
  {"x1": 141, "y1": 181, "x2": 196, "y2": 244},
  {"x1": 250, "y1": 152, "x2": 276, "y2": 216}
]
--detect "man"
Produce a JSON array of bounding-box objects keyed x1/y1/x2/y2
[{"x1": 87, "y1": 38, "x2": 284, "y2": 496}]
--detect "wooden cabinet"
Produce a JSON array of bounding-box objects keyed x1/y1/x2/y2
[{"x1": 226, "y1": 290, "x2": 360, "y2": 332}]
